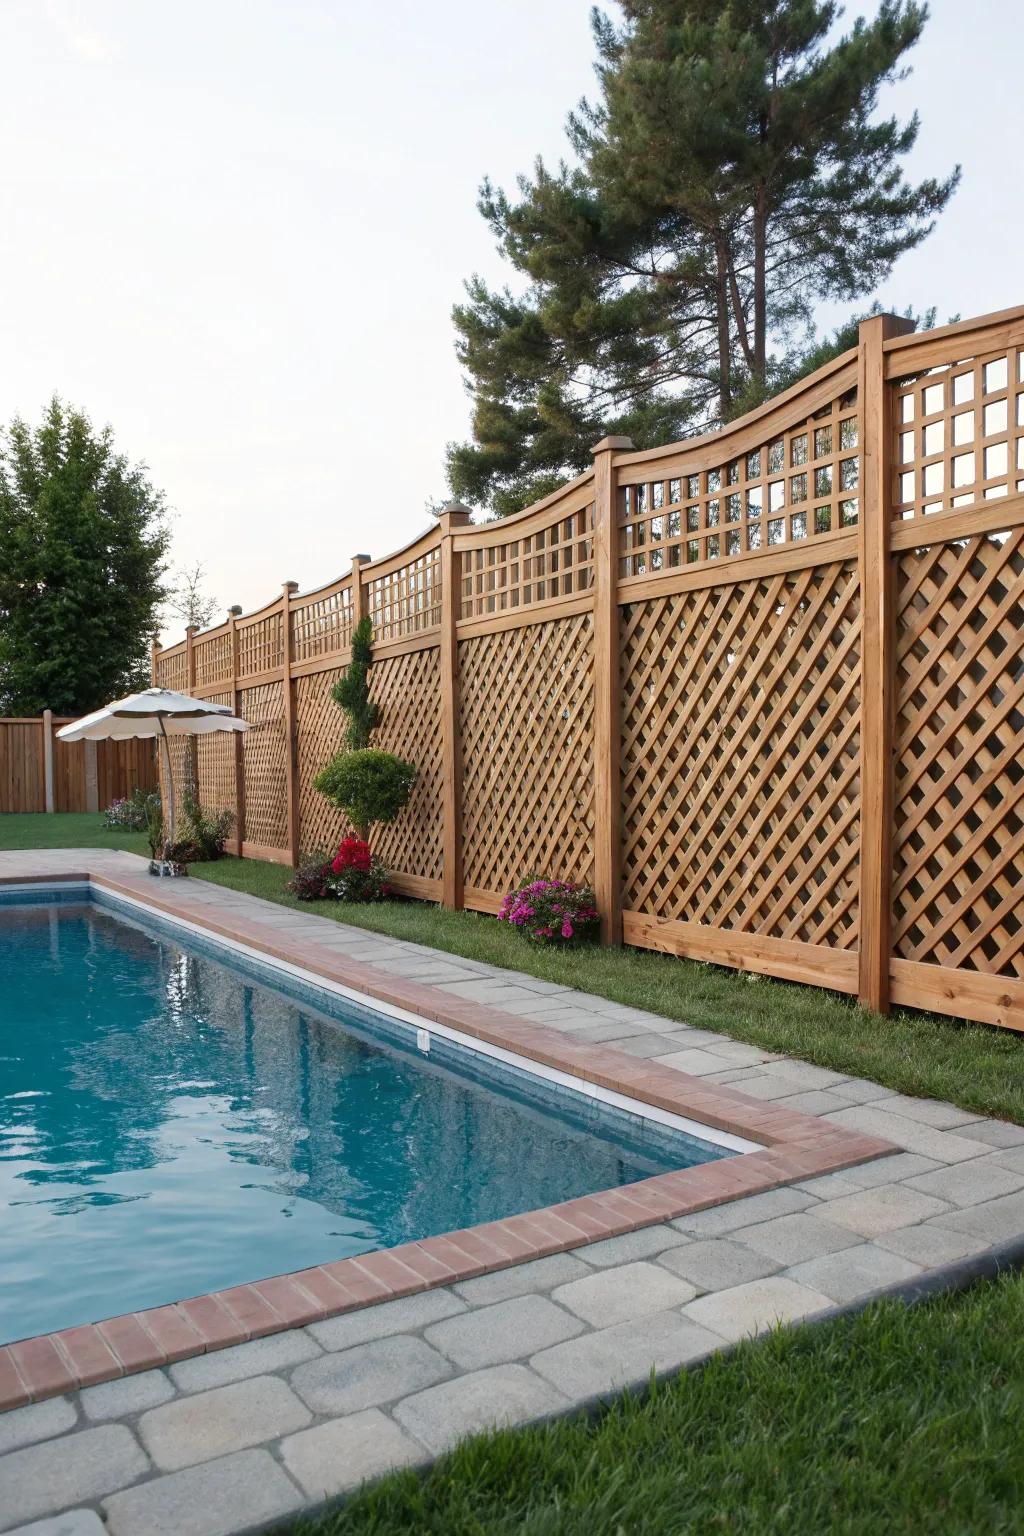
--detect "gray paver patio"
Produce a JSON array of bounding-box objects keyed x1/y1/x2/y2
[{"x1": 4, "y1": 849, "x2": 1024, "y2": 1536}]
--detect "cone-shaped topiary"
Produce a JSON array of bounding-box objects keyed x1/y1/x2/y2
[{"x1": 330, "y1": 616, "x2": 380, "y2": 750}]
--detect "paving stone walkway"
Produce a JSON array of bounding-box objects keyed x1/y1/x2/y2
[{"x1": 3, "y1": 850, "x2": 1024, "y2": 1535}]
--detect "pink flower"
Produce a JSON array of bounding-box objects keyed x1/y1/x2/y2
[{"x1": 561, "y1": 918, "x2": 573, "y2": 938}]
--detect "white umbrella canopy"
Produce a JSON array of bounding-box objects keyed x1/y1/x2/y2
[{"x1": 57, "y1": 688, "x2": 248, "y2": 849}]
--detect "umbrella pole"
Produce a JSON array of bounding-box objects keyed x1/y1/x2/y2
[{"x1": 158, "y1": 720, "x2": 176, "y2": 852}]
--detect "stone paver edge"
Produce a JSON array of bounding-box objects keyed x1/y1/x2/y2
[{"x1": 0, "y1": 865, "x2": 896, "y2": 1412}]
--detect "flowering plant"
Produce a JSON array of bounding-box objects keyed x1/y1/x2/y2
[
  {"x1": 497, "y1": 878, "x2": 599, "y2": 945},
  {"x1": 332, "y1": 836, "x2": 372, "y2": 875},
  {"x1": 286, "y1": 854, "x2": 334, "y2": 901},
  {"x1": 287, "y1": 837, "x2": 393, "y2": 903},
  {"x1": 104, "y1": 787, "x2": 160, "y2": 832},
  {"x1": 327, "y1": 837, "x2": 392, "y2": 902}
]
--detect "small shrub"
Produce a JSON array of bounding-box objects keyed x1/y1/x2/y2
[
  {"x1": 497, "y1": 878, "x2": 599, "y2": 944},
  {"x1": 160, "y1": 792, "x2": 234, "y2": 864},
  {"x1": 104, "y1": 787, "x2": 160, "y2": 832},
  {"x1": 144, "y1": 795, "x2": 165, "y2": 859},
  {"x1": 314, "y1": 749, "x2": 416, "y2": 839},
  {"x1": 287, "y1": 853, "x2": 334, "y2": 901}
]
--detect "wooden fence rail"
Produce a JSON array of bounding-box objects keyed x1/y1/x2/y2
[
  {"x1": 0, "y1": 712, "x2": 157, "y2": 814},
  {"x1": 156, "y1": 303, "x2": 1024, "y2": 1032}
]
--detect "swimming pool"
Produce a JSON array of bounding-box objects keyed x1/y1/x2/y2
[{"x1": 0, "y1": 888, "x2": 738, "y2": 1342}]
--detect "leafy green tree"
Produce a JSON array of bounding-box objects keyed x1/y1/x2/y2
[
  {"x1": 448, "y1": 0, "x2": 958, "y2": 515},
  {"x1": 0, "y1": 398, "x2": 169, "y2": 714}
]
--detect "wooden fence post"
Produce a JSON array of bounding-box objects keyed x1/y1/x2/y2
[
  {"x1": 857, "y1": 312, "x2": 915, "y2": 1013},
  {"x1": 591, "y1": 436, "x2": 634, "y2": 946},
  {"x1": 42, "y1": 709, "x2": 54, "y2": 814},
  {"x1": 229, "y1": 606, "x2": 245, "y2": 857},
  {"x1": 437, "y1": 503, "x2": 473, "y2": 910},
  {"x1": 350, "y1": 555, "x2": 370, "y2": 627},
  {"x1": 281, "y1": 582, "x2": 300, "y2": 866}
]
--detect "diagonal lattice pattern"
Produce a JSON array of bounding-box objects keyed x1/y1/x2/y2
[
  {"x1": 294, "y1": 653, "x2": 444, "y2": 882},
  {"x1": 240, "y1": 682, "x2": 287, "y2": 849},
  {"x1": 894, "y1": 528, "x2": 1024, "y2": 975},
  {"x1": 620, "y1": 561, "x2": 861, "y2": 947},
  {"x1": 369, "y1": 647, "x2": 444, "y2": 884},
  {"x1": 195, "y1": 690, "x2": 237, "y2": 823},
  {"x1": 460, "y1": 615, "x2": 595, "y2": 900},
  {"x1": 295, "y1": 668, "x2": 347, "y2": 857}
]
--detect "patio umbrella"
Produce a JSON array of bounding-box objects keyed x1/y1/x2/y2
[{"x1": 57, "y1": 688, "x2": 248, "y2": 849}]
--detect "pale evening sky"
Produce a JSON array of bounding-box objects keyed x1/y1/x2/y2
[{"x1": 1, "y1": 0, "x2": 1020, "y2": 639}]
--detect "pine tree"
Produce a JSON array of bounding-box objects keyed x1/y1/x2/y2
[{"x1": 448, "y1": 0, "x2": 958, "y2": 515}]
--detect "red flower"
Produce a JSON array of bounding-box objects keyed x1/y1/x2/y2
[{"x1": 332, "y1": 836, "x2": 372, "y2": 874}]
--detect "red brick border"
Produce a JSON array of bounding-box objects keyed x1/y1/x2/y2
[{"x1": 0, "y1": 867, "x2": 896, "y2": 1409}]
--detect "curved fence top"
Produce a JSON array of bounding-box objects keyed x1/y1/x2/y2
[{"x1": 156, "y1": 303, "x2": 1024, "y2": 668}]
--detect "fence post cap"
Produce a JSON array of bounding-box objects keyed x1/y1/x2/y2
[
  {"x1": 591, "y1": 435, "x2": 635, "y2": 455},
  {"x1": 350, "y1": 553, "x2": 372, "y2": 564},
  {"x1": 434, "y1": 501, "x2": 474, "y2": 528},
  {"x1": 282, "y1": 580, "x2": 299, "y2": 593},
  {"x1": 857, "y1": 312, "x2": 916, "y2": 342},
  {"x1": 228, "y1": 604, "x2": 243, "y2": 617}
]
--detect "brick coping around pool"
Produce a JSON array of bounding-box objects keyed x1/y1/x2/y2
[{"x1": 0, "y1": 862, "x2": 896, "y2": 1412}]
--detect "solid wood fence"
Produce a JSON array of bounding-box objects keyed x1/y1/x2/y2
[
  {"x1": 155, "y1": 304, "x2": 1024, "y2": 1032},
  {"x1": 0, "y1": 712, "x2": 157, "y2": 814}
]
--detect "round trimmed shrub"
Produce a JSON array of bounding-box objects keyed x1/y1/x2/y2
[{"x1": 313, "y1": 748, "x2": 416, "y2": 839}]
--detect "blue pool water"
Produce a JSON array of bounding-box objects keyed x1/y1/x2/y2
[{"x1": 0, "y1": 890, "x2": 729, "y2": 1341}]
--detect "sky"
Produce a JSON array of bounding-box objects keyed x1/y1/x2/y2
[{"x1": 1, "y1": 0, "x2": 1021, "y2": 639}]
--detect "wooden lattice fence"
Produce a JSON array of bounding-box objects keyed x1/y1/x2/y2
[{"x1": 155, "y1": 304, "x2": 1024, "y2": 1031}]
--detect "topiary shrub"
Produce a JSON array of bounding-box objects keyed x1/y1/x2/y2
[
  {"x1": 313, "y1": 747, "x2": 416, "y2": 840},
  {"x1": 330, "y1": 616, "x2": 380, "y2": 750}
]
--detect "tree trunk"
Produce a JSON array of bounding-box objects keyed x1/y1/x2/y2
[
  {"x1": 753, "y1": 183, "x2": 768, "y2": 386},
  {"x1": 714, "y1": 232, "x2": 731, "y2": 416}
]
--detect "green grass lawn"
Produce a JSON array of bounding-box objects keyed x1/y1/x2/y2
[
  {"x1": 279, "y1": 1274, "x2": 1024, "y2": 1536},
  {"x1": 3, "y1": 812, "x2": 1024, "y2": 1124},
  {"x1": 0, "y1": 811, "x2": 149, "y2": 855}
]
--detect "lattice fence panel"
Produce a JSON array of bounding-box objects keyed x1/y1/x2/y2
[
  {"x1": 369, "y1": 647, "x2": 444, "y2": 884},
  {"x1": 892, "y1": 346, "x2": 1024, "y2": 521},
  {"x1": 620, "y1": 560, "x2": 861, "y2": 946},
  {"x1": 157, "y1": 738, "x2": 193, "y2": 831},
  {"x1": 296, "y1": 668, "x2": 346, "y2": 856},
  {"x1": 155, "y1": 648, "x2": 188, "y2": 692},
  {"x1": 240, "y1": 681, "x2": 287, "y2": 849},
  {"x1": 894, "y1": 528, "x2": 1024, "y2": 975},
  {"x1": 460, "y1": 615, "x2": 595, "y2": 900},
  {"x1": 195, "y1": 690, "x2": 237, "y2": 822},
  {"x1": 621, "y1": 388, "x2": 860, "y2": 575}
]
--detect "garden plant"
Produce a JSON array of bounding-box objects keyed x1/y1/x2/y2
[{"x1": 314, "y1": 614, "x2": 416, "y2": 867}]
